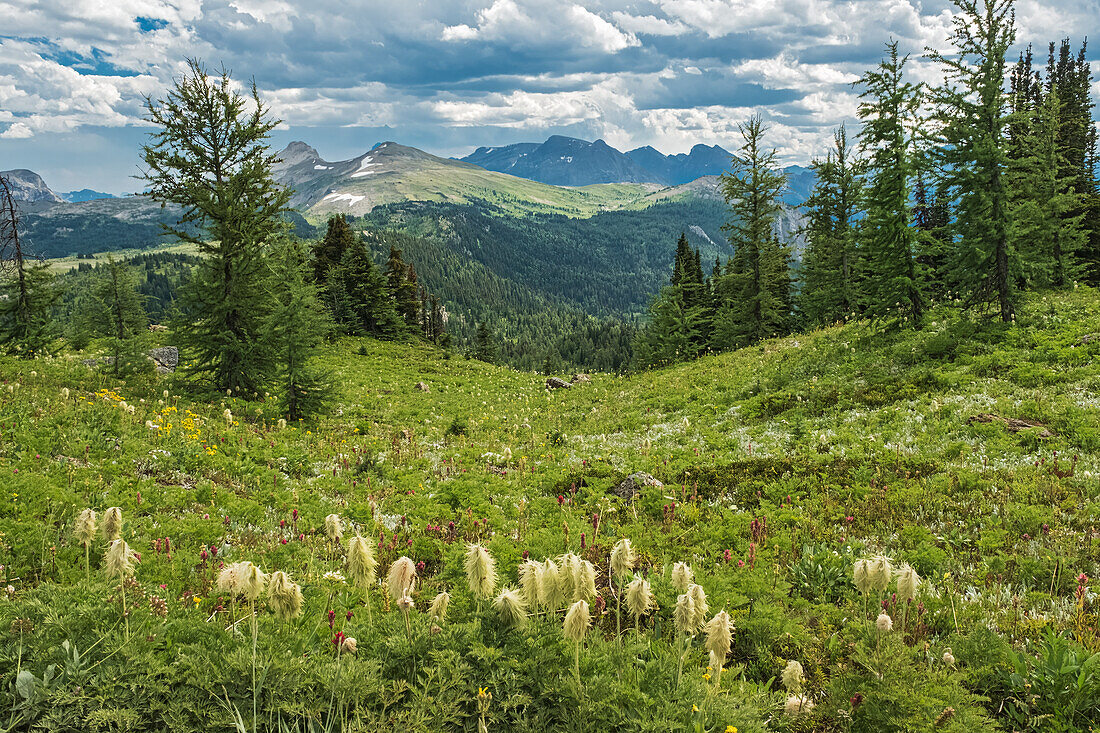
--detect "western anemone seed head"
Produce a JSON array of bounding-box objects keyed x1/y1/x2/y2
[
  {"x1": 853, "y1": 559, "x2": 871, "y2": 595},
  {"x1": 518, "y1": 560, "x2": 543, "y2": 608},
  {"x1": 277, "y1": 418, "x2": 287, "y2": 430},
  {"x1": 342, "y1": 637, "x2": 357, "y2": 654},
  {"x1": 563, "y1": 599, "x2": 591, "y2": 642},
  {"x1": 387, "y1": 556, "x2": 417, "y2": 601},
  {"x1": 896, "y1": 564, "x2": 920, "y2": 601},
  {"x1": 223, "y1": 408, "x2": 233, "y2": 423},
  {"x1": 557, "y1": 553, "x2": 579, "y2": 600},
  {"x1": 104, "y1": 539, "x2": 137, "y2": 580},
  {"x1": 325, "y1": 514, "x2": 343, "y2": 543},
  {"x1": 267, "y1": 570, "x2": 304, "y2": 621},
  {"x1": 217, "y1": 562, "x2": 242, "y2": 594},
  {"x1": 688, "y1": 584, "x2": 708, "y2": 630},
  {"x1": 869, "y1": 555, "x2": 893, "y2": 594},
  {"x1": 876, "y1": 612, "x2": 893, "y2": 632},
  {"x1": 102, "y1": 507, "x2": 123, "y2": 541},
  {"x1": 704, "y1": 610, "x2": 733, "y2": 669},
  {"x1": 493, "y1": 587, "x2": 528, "y2": 631},
  {"x1": 75, "y1": 508, "x2": 97, "y2": 547},
  {"x1": 539, "y1": 559, "x2": 564, "y2": 610},
  {"x1": 397, "y1": 594, "x2": 415, "y2": 612},
  {"x1": 781, "y1": 660, "x2": 805, "y2": 693},
  {"x1": 784, "y1": 695, "x2": 814, "y2": 716},
  {"x1": 610, "y1": 538, "x2": 636, "y2": 577},
  {"x1": 61, "y1": 387, "x2": 70, "y2": 399},
  {"x1": 674, "y1": 592, "x2": 696, "y2": 636},
  {"x1": 671, "y1": 562, "x2": 693, "y2": 592},
  {"x1": 346, "y1": 535, "x2": 378, "y2": 590},
  {"x1": 942, "y1": 647, "x2": 956, "y2": 667},
  {"x1": 464, "y1": 544, "x2": 498, "y2": 600},
  {"x1": 624, "y1": 577, "x2": 654, "y2": 621},
  {"x1": 239, "y1": 561, "x2": 267, "y2": 601},
  {"x1": 574, "y1": 559, "x2": 597, "y2": 601},
  {"x1": 430, "y1": 591, "x2": 450, "y2": 622}
]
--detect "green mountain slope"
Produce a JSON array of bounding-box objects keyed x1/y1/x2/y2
[{"x1": 1, "y1": 289, "x2": 1098, "y2": 729}]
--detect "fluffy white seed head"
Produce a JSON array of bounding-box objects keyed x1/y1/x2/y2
[
  {"x1": 493, "y1": 587, "x2": 528, "y2": 630},
  {"x1": 869, "y1": 556, "x2": 893, "y2": 594},
  {"x1": 75, "y1": 508, "x2": 97, "y2": 547},
  {"x1": 704, "y1": 610, "x2": 733, "y2": 669},
  {"x1": 430, "y1": 591, "x2": 450, "y2": 622},
  {"x1": 563, "y1": 600, "x2": 591, "y2": 642},
  {"x1": 397, "y1": 594, "x2": 415, "y2": 613},
  {"x1": 671, "y1": 562, "x2": 693, "y2": 592},
  {"x1": 853, "y1": 559, "x2": 871, "y2": 595},
  {"x1": 896, "y1": 564, "x2": 920, "y2": 601},
  {"x1": 624, "y1": 577, "x2": 654, "y2": 621},
  {"x1": 346, "y1": 536, "x2": 378, "y2": 590},
  {"x1": 610, "y1": 538, "x2": 636, "y2": 577},
  {"x1": 688, "y1": 584, "x2": 708, "y2": 630},
  {"x1": 325, "y1": 514, "x2": 343, "y2": 543},
  {"x1": 539, "y1": 559, "x2": 564, "y2": 610},
  {"x1": 102, "y1": 507, "x2": 123, "y2": 542},
  {"x1": 674, "y1": 592, "x2": 696, "y2": 636},
  {"x1": 557, "y1": 553, "x2": 579, "y2": 600},
  {"x1": 782, "y1": 660, "x2": 805, "y2": 693},
  {"x1": 943, "y1": 647, "x2": 956, "y2": 666},
  {"x1": 268, "y1": 570, "x2": 304, "y2": 621},
  {"x1": 574, "y1": 559, "x2": 597, "y2": 602},
  {"x1": 387, "y1": 556, "x2": 417, "y2": 601},
  {"x1": 464, "y1": 544, "x2": 498, "y2": 600},
  {"x1": 876, "y1": 612, "x2": 893, "y2": 633},
  {"x1": 104, "y1": 538, "x2": 136, "y2": 580},
  {"x1": 518, "y1": 560, "x2": 543, "y2": 608}
]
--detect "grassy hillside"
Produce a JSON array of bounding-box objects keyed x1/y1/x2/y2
[{"x1": 1, "y1": 289, "x2": 1098, "y2": 731}]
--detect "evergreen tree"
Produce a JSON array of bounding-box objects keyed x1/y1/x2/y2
[
  {"x1": 312, "y1": 215, "x2": 358, "y2": 284},
  {"x1": 1045, "y1": 39, "x2": 1100, "y2": 283},
  {"x1": 714, "y1": 116, "x2": 793, "y2": 348},
  {"x1": 928, "y1": 0, "x2": 1017, "y2": 322},
  {"x1": 265, "y1": 239, "x2": 332, "y2": 421},
  {"x1": 0, "y1": 174, "x2": 57, "y2": 357},
  {"x1": 799, "y1": 125, "x2": 864, "y2": 326},
  {"x1": 385, "y1": 246, "x2": 421, "y2": 329},
  {"x1": 913, "y1": 170, "x2": 952, "y2": 300},
  {"x1": 1008, "y1": 83, "x2": 1087, "y2": 288},
  {"x1": 330, "y1": 236, "x2": 403, "y2": 338},
  {"x1": 858, "y1": 42, "x2": 926, "y2": 325},
  {"x1": 78, "y1": 257, "x2": 150, "y2": 376},
  {"x1": 472, "y1": 321, "x2": 498, "y2": 364},
  {"x1": 633, "y1": 285, "x2": 705, "y2": 369},
  {"x1": 141, "y1": 59, "x2": 290, "y2": 395}
]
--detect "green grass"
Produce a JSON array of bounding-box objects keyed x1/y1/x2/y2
[{"x1": 1, "y1": 289, "x2": 1099, "y2": 731}]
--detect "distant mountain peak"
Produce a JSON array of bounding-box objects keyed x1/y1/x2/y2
[{"x1": 0, "y1": 168, "x2": 64, "y2": 203}]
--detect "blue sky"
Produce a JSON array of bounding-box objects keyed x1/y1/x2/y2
[{"x1": 1, "y1": 0, "x2": 1097, "y2": 193}]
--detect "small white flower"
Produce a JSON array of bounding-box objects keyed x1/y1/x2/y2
[{"x1": 322, "y1": 571, "x2": 346, "y2": 583}]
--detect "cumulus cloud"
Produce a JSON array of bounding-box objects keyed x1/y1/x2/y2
[
  {"x1": 0, "y1": 0, "x2": 1097, "y2": 190},
  {"x1": 442, "y1": 0, "x2": 639, "y2": 54}
]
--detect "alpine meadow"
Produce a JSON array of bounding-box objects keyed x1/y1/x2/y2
[{"x1": 3, "y1": 0, "x2": 1100, "y2": 731}]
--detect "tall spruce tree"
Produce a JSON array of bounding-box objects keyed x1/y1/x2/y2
[
  {"x1": 1045, "y1": 39, "x2": 1100, "y2": 283},
  {"x1": 472, "y1": 321, "x2": 498, "y2": 364},
  {"x1": 0, "y1": 174, "x2": 58, "y2": 356},
  {"x1": 928, "y1": 0, "x2": 1017, "y2": 322},
  {"x1": 799, "y1": 125, "x2": 864, "y2": 326},
  {"x1": 78, "y1": 257, "x2": 150, "y2": 376},
  {"x1": 858, "y1": 41, "x2": 926, "y2": 325},
  {"x1": 714, "y1": 116, "x2": 793, "y2": 348},
  {"x1": 385, "y1": 246, "x2": 421, "y2": 330},
  {"x1": 265, "y1": 239, "x2": 332, "y2": 421},
  {"x1": 1008, "y1": 83, "x2": 1087, "y2": 288},
  {"x1": 141, "y1": 59, "x2": 290, "y2": 395}
]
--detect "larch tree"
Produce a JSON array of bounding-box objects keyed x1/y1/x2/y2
[
  {"x1": 140, "y1": 58, "x2": 291, "y2": 395},
  {"x1": 858, "y1": 41, "x2": 926, "y2": 326},
  {"x1": 0, "y1": 174, "x2": 58, "y2": 356},
  {"x1": 927, "y1": 0, "x2": 1017, "y2": 322}
]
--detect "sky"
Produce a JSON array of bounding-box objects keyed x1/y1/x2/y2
[{"x1": 1, "y1": 0, "x2": 1098, "y2": 193}]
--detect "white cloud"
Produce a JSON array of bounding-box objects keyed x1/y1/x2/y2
[
  {"x1": 610, "y1": 12, "x2": 689, "y2": 36},
  {"x1": 441, "y1": 0, "x2": 638, "y2": 53},
  {"x1": 1, "y1": 122, "x2": 33, "y2": 139}
]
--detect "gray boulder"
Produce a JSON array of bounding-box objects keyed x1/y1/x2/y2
[
  {"x1": 148, "y1": 347, "x2": 178, "y2": 374},
  {"x1": 546, "y1": 377, "x2": 572, "y2": 390},
  {"x1": 611, "y1": 472, "x2": 663, "y2": 499}
]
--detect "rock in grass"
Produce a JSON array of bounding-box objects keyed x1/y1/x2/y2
[
  {"x1": 415, "y1": 381, "x2": 430, "y2": 392},
  {"x1": 612, "y1": 472, "x2": 662, "y2": 499},
  {"x1": 546, "y1": 377, "x2": 572, "y2": 390}
]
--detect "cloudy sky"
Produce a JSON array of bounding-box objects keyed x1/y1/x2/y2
[{"x1": 1, "y1": 0, "x2": 1097, "y2": 193}]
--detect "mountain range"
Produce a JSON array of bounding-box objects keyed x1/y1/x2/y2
[{"x1": 0, "y1": 169, "x2": 118, "y2": 204}]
